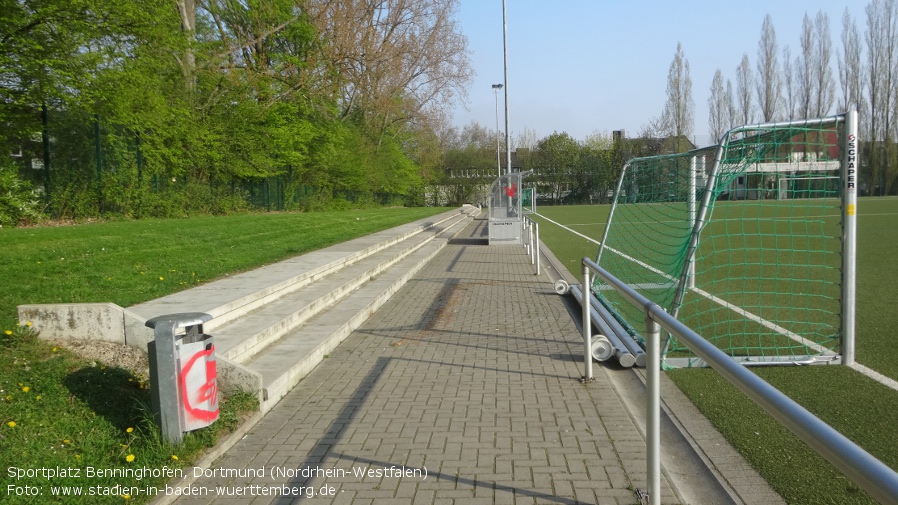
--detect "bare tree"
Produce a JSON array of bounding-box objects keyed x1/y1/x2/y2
[
  {"x1": 782, "y1": 45, "x2": 797, "y2": 119},
  {"x1": 789, "y1": 10, "x2": 837, "y2": 119},
  {"x1": 514, "y1": 127, "x2": 539, "y2": 151},
  {"x1": 726, "y1": 79, "x2": 738, "y2": 130},
  {"x1": 660, "y1": 42, "x2": 694, "y2": 150},
  {"x1": 735, "y1": 53, "x2": 755, "y2": 125},
  {"x1": 708, "y1": 69, "x2": 729, "y2": 141},
  {"x1": 756, "y1": 14, "x2": 782, "y2": 121},
  {"x1": 513, "y1": 126, "x2": 539, "y2": 172},
  {"x1": 797, "y1": 13, "x2": 814, "y2": 118},
  {"x1": 837, "y1": 8, "x2": 866, "y2": 116},
  {"x1": 307, "y1": 0, "x2": 473, "y2": 139},
  {"x1": 811, "y1": 11, "x2": 836, "y2": 117},
  {"x1": 865, "y1": 0, "x2": 898, "y2": 195}
]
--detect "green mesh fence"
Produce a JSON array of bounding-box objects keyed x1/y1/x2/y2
[{"x1": 593, "y1": 116, "x2": 849, "y2": 366}]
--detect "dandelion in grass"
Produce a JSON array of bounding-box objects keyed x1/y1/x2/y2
[
  {"x1": 126, "y1": 427, "x2": 134, "y2": 433},
  {"x1": 35, "y1": 395, "x2": 41, "y2": 400},
  {"x1": 122, "y1": 493, "x2": 131, "y2": 499},
  {"x1": 4, "y1": 330, "x2": 11, "y2": 336},
  {"x1": 125, "y1": 454, "x2": 135, "y2": 463},
  {"x1": 159, "y1": 276, "x2": 164, "y2": 281},
  {"x1": 7, "y1": 421, "x2": 16, "y2": 428},
  {"x1": 171, "y1": 455, "x2": 179, "y2": 461},
  {"x1": 21, "y1": 386, "x2": 29, "y2": 393},
  {"x1": 25, "y1": 322, "x2": 32, "y2": 327}
]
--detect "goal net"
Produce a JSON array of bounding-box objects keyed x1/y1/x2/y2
[{"x1": 592, "y1": 113, "x2": 858, "y2": 367}]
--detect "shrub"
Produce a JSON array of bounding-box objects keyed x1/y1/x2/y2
[{"x1": 0, "y1": 162, "x2": 45, "y2": 227}]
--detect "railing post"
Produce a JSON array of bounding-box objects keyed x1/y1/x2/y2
[
  {"x1": 534, "y1": 222, "x2": 541, "y2": 276},
  {"x1": 528, "y1": 219, "x2": 534, "y2": 264},
  {"x1": 645, "y1": 314, "x2": 661, "y2": 505},
  {"x1": 523, "y1": 217, "x2": 530, "y2": 255},
  {"x1": 582, "y1": 262, "x2": 593, "y2": 380}
]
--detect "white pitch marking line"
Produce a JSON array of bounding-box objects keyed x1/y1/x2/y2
[{"x1": 848, "y1": 363, "x2": 898, "y2": 390}]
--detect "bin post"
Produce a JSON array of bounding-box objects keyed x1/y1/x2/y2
[{"x1": 146, "y1": 312, "x2": 216, "y2": 445}]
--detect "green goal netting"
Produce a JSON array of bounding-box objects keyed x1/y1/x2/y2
[{"x1": 593, "y1": 114, "x2": 858, "y2": 367}]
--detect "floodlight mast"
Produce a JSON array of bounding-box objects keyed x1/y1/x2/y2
[
  {"x1": 501, "y1": 0, "x2": 511, "y2": 175},
  {"x1": 492, "y1": 84, "x2": 503, "y2": 178}
]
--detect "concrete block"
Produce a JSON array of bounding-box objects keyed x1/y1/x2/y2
[
  {"x1": 217, "y1": 355, "x2": 264, "y2": 406},
  {"x1": 18, "y1": 303, "x2": 127, "y2": 344}
]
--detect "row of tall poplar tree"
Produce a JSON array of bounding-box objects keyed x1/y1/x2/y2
[
  {"x1": 666, "y1": 0, "x2": 897, "y2": 195},
  {"x1": 1, "y1": 0, "x2": 472, "y2": 221}
]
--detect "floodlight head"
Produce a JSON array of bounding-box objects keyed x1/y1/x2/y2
[{"x1": 492, "y1": 84, "x2": 503, "y2": 90}]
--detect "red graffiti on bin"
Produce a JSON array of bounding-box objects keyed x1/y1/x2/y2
[{"x1": 179, "y1": 344, "x2": 219, "y2": 422}]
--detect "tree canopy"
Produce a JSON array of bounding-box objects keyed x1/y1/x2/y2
[{"x1": 0, "y1": 0, "x2": 472, "y2": 217}]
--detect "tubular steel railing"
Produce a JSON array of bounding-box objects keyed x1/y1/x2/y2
[{"x1": 580, "y1": 256, "x2": 898, "y2": 505}]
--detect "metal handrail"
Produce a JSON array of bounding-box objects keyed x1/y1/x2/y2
[
  {"x1": 581, "y1": 256, "x2": 898, "y2": 505},
  {"x1": 522, "y1": 216, "x2": 540, "y2": 276}
]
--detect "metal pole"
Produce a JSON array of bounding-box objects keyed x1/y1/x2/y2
[
  {"x1": 493, "y1": 84, "x2": 503, "y2": 177},
  {"x1": 535, "y1": 221, "x2": 541, "y2": 276},
  {"x1": 95, "y1": 114, "x2": 103, "y2": 214},
  {"x1": 527, "y1": 221, "x2": 536, "y2": 265},
  {"x1": 687, "y1": 156, "x2": 697, "y2": 289},
  {"x1": 95, "y1": 114, "x2": 102, "y2": 185},
  {"x1": 523, "y1": 217, "x2": 528, "y2": 253},
  {"x1": 136, "y1": 135, "x2": 143, "y2": 186},
  {"x1": 502, "y1": 0, "x2": 511, "y2": 175},
  {"x1": 582, "y1": 264, "x2": 593, "y2": 380},
  {"x1": 596, "y1": 161, "x2": 631, "y2": 264},
  {"x1": 841, "y1": 110, "x2": 858, "y2": 365},
  {"x1": 645, "y1": 315, "x2": 662, "y2": 505},
  {"x1": 41, "y1": 102, "x2": 51, "y2": 214}
]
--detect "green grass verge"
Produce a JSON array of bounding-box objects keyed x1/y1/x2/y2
[
  {"x1": 0, "y1": 207, "x2": 448, "y2": 325},
  {"x1": 0, "y1": 207, "x2": 448, "y2": 504},
  {"x1": 668, "y1": 366, "x2": 898, "y2": 505},
  {"x1": 534, "y1": 197, "x2": 898, "y2": 505},
  {"x1": 1, "y1": 324, "x2": 259, "y2": 504}
]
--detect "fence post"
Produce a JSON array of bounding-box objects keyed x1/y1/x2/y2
[
  {"x1": 535, "y1": 222, "x2": 540, "y2": 276},
  {"x1": 645, "y1": 314, "x2": 661, "y2": 505},
  {"x1": 582, "y1": 263, "x2": 593, "y2": 381}
]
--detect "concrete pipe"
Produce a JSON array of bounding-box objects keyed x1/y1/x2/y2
[
  {"x1": 591, "y1": 335, "x2": 614, "y2": 361},
  {"x1": 554, "y1": 279, "x2": 570, "y2": 295}
]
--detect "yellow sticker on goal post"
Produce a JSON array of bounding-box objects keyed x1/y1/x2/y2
[{"x1": 847, "y1": 204, "x2": 856, "y2": 216}]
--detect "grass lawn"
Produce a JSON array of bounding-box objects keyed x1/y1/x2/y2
[
  {"x1": 0, "y1": 207, "x2": 448, "y2": 504},
  {"x1": 533, "y1": 197, "x2": 898, "y2": 505}
]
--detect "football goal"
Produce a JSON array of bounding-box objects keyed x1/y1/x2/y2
[{"x1": 592, "y1": 112, "x2": 858, "y2": 367}]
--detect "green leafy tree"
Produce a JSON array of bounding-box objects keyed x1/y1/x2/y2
[{"x1": 535, "y1": 132, "x2": 580, "y2": 204}]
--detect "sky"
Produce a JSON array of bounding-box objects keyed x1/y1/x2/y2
[{"x1": 449, "y1": 0, "x2": 860, "y2": 148}]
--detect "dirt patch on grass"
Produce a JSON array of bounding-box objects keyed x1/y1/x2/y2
[{"x1": 54, "y1": 339, "x2": 150, "y2": 378}]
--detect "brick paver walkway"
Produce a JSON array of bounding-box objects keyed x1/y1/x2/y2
[{"x1": 173, "y1": 218, "x2": 678, "y2": 505}]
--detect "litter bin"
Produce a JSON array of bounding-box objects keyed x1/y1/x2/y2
[{"x1": 146, "y1": 313, "x2": 218, "y2": 444}]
